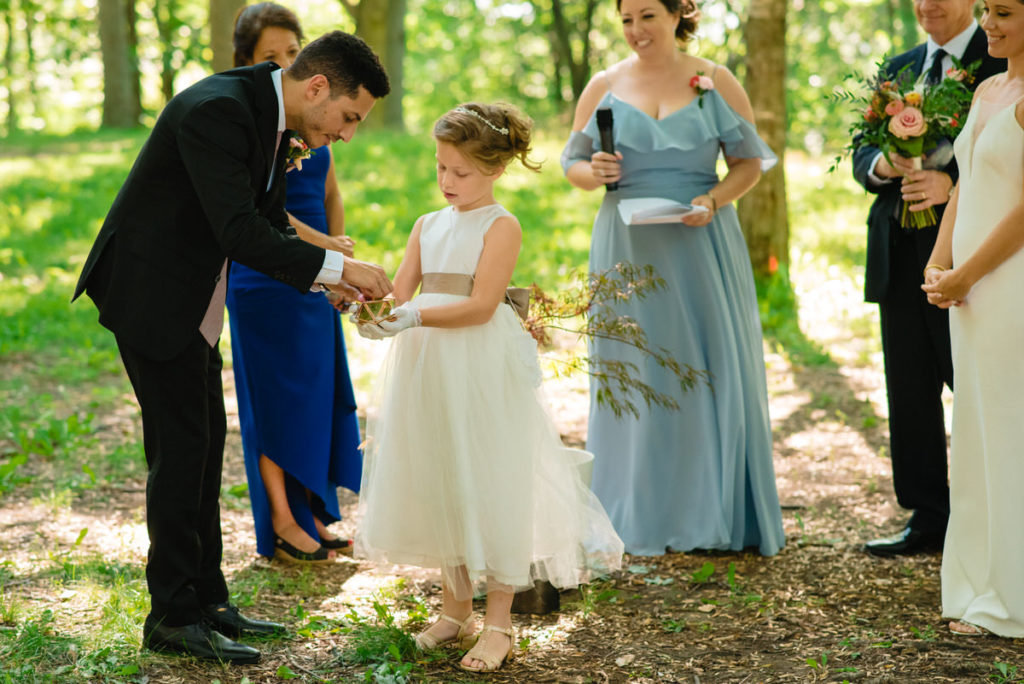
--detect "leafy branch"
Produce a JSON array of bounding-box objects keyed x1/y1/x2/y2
[{"x1": 522, "y1": 262, "x2": 707, "y2": 420}]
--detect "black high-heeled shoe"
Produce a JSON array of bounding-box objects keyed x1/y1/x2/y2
[
  {"x1": 319, "y1": 536, "x2": 354, "y2": 555},
  {"x1": 273, "y1": 535, "x2": 333, "y2": 564}
]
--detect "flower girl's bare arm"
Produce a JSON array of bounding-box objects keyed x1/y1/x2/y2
[{"x1": 391, "y1": 218, "x2": 424, "y2": 304}]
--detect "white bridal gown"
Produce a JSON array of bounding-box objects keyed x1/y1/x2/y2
[{"x1": 941, "y1": 93, "x2": 1024, "y2": 637}]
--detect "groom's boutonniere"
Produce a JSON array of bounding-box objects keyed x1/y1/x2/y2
[
  {"x1": 689, "y1": 71, "x2": 715, "y2": 108},
  {"x1": 286, "y1": 136, "x2": 313, "y2": 172}
]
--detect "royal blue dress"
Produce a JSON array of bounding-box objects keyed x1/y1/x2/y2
[
  {"x1": 226, "y1": 145, "x2": 362, "y2": 558},
  {"x1": 561, "y1": 90, "x2": 785, "y2": 557}
]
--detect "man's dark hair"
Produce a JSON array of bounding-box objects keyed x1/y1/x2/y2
[{"x1": 287, "y1": 31, "x2": 390, "y2": 99}]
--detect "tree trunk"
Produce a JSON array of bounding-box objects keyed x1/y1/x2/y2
[
  {"x1": 127, "y1": 0, "x2": 141, "y2": 118},
  {"x1": 897, "y1": 0, "x2": 919, "y2": 53},
  {"x1": 343, "y1": 0, "x2": 406, "y2": 131},
  {"x1": 24, "y1": 0, "x2": 36, "y2": 108},
  {"x1": 737, "y1": 0, "x2": 788, "y2": 275},
  {"x1": 155, "y1": 0, "x2": 179, "y2": 104},
  {"x1": 543, "y1": 0, "x2": 599, "y2": 102},
  {"x1": 209, "y1": 0, "x2": 245, "y2": 73},
  {"x1": 3, "y1": 0, "x2": 16, "y2": 135},
  {"x1": 99, "y1": 0, "x2": 141, "y2": 127}
]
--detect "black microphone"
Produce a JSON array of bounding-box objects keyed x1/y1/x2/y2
[{"x1": 595, "y1": 107, "x2": 618, "y2": 191}]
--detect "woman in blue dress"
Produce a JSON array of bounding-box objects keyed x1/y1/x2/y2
[
  {"x1": 226, "y1": 3, "x2": 362, "y2": 563},
  {"x1": 560, "y1": 0, "x2": 784, "y2": 557}
]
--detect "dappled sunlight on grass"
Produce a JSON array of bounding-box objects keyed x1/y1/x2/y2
[{"x1": 787, "y1": 152, "x2": 873, "y2": 273}]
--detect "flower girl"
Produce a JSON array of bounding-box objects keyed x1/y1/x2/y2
[{"x1": 353, "y1": 102, "x2": 623, "y2": 673}]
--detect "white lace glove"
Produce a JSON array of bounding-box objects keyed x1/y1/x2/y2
[
  {"x1": 377, "y1": 304, "x2": 421, "y2": 337},
  {"x1": 349, "y1": 314, "x2": 387, "y2": 340}
]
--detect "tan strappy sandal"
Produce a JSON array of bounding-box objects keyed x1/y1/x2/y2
[
  {"x1": 459, "y1": 623, "x2": 514, "y2": 673},
  {"x1": 413, "y1": 613, "x2": 476, "y2": 651},
  {"x1": 949, "y1": 620, "x2": 990, "y2": 636}
]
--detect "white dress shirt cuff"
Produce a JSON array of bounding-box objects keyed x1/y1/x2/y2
[
  {"x1": 312, "y1": 250, "x2": 345, "y2": 291},
  {"x1": 866, "y1": 152, "x2": 893, "y2": 187}
]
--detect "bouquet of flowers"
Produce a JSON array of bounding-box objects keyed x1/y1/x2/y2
[{"x1": 832, "y1": 59, "x2": 976, "y2": 228}]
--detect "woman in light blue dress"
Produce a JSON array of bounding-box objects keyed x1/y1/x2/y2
[{"x1": 561, "y1": 0, "x2": 784, "y2": 557}]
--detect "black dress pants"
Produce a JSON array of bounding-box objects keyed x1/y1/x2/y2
[
  {"x1": 878, "y1": 221, "x2": 953, "y2": 534},
  {"x1": 118, "y1": 332, "x2": 230, "y2": 626}
]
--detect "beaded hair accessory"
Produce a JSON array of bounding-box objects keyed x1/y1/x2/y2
[{"x1": 453, "y1": 106, "x2": 509, "y2": 136}]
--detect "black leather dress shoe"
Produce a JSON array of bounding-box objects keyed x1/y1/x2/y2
[
  {"x1": 201, "y1": 602, "x2": 287, "y2": 638},
  {"x1": 864, "y1": 527, "x2": 945, "y2": 557},
  {"x1": 143, "y1": 619, "x2": 260, "y2": 663}
]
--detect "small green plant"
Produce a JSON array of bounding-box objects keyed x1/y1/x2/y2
[
  {"x1": 0, "y1": 589, "x2": 22, "y2": 626},
  {"x1": 726, "y1": 562, "x2": 740, "y2": 593},
  {"x1": 794, "y1": 511, "x2": 809, "y2": 545},
  {"x1": 909, "y1": 624, "x2": 937, "y2": 641},
  {"x1": 806, "y1": 650, "x2": 829, "y2": 670},
  {"x1": 577, "y1": 580, "x2": 620, "y2": 618},
  {"x1": 991, "y1": 661, "x2": 1023, "y2": 683},
  {"x1": 333, "y1": 594, "x2": 422, "y2": 682},
  {"x1": 661, "y1": 618, "x2": 685, "y2": 633},
  {"x1": 690, "y1": 561, "x2": 715, "y2": 584}
]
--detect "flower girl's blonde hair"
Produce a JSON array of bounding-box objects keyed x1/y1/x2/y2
[{"x1": 433, "y1": 102, "x2": 541, "y2": 174}]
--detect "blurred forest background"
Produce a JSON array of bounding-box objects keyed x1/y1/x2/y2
[
  {"x1": 0, "y1": 0, "x2": 926, "y2": 273},
  {"x1": 7, "y1": 3, "x2": 1010, "y2": 682}
]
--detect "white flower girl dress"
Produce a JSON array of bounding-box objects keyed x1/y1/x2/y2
[{"x1": 356, "y1": 203, "x2": 623, "y2": 599}]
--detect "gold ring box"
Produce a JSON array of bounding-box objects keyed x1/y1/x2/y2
[{"x1": 353, "y1": 299, "x2": 394, "y2": 324}]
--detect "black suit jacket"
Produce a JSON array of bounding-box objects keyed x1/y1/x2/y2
[
  {"x1": 853, "y1": 26, "x2": 1005, "y2": 303},
  {"x1": 73, "y1": 62, "x2": 326, "y2": 359}
]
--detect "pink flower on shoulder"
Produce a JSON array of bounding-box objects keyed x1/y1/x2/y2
[{"x1": 689, "y1": 71, "x2": 715, "y2": 108}]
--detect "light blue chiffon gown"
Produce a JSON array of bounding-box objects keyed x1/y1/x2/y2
[{"x1": 561, "y1": 89, "x2": 785, "y2": 557}]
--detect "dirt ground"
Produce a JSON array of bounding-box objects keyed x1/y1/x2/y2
[{"x1": 3, "y1": 275, "x2": 1024, "y2": 683}]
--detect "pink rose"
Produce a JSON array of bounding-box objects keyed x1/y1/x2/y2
[
  {"x1": 885, "y1": 99, "x2": 904, "y2": 116},
  {"x1": 696, "y1": 75, "x2": 714, "y2": 91},
  {"x1": 888, "y1": 106, "x2": 927, "y2": 139}
]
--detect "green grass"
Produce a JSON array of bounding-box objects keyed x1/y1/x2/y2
[
  {"x1": 0, "y1": 554, "x2": 149, "y2": 683},
  {"x1": 0, "y1": 129, "x2": 876, "y2": 502}
]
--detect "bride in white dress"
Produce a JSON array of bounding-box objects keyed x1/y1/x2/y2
[{"x1": 922, "y1": 0, "x2": 1024, "y2": 638}]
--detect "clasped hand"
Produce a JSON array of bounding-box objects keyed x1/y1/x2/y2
[
  {"x1": 350, "y1": 304, "x2": 421, "y2": 340},
  {"x1": 921, "y1": 268, "x2": 970, "y2": 308}
]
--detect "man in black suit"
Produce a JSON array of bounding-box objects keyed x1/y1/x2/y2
[
  {"x1": 73, "y1": 31, "x2": 391, "y2": 662},
  {"x1": 853, "y1": 1, "x2": 1005, "y2": 557}
]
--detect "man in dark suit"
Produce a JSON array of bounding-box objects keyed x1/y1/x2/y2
[
  {"x1": 853, "y1": 1, "x2": 1005, "y2": 557},
  {"x1": 73, "y1": 31, "x2": 391, "y2": 662}
]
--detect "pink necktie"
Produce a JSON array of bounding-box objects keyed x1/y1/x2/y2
[
  {"x1": 199, "y1": 130, "x2": 283, "y2": 346},
  {"x1": 199, "y1": 259, "x2": 228, "y2": 347}
]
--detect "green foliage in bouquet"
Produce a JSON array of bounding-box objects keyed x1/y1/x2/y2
[
  {"x1": 832, "y1": 58, "x2": 976, "y2": 164},
  {"x1": 830, "y1": 58, "x2": 977, "y2": 228},
  {"x1": 523, "y1": 263, "x2": 707, "y2": 420}
]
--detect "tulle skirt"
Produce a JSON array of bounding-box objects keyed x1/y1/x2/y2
[{"x1": 355, "y1": 293, "x2": 623, "y2": 600}]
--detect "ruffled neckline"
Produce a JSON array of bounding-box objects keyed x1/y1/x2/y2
[
  {"x1": 580, "y1": 89, "x2": 777, "y2": 171},
  {"x1": 607, "y1": 92, "x2": 702, "y2": 123}
]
